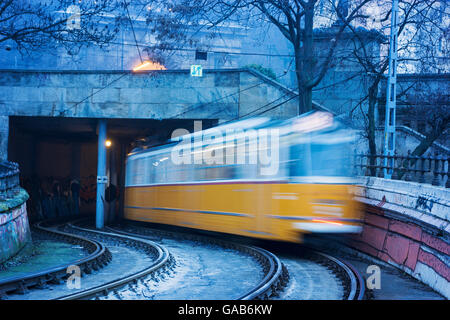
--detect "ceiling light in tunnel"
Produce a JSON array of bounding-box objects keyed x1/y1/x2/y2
[{"x1": 105, "y1": 140, "x2": 112, "y2": 148}]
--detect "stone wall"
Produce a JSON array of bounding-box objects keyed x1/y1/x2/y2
[
  {"x1": 0, "y1": 68, "x2": 307, "y2": 161},
  {"x1": 0, "y1": 184, "x2": 31, "y2": 265},
  {"x1": 0, "y1": 68, "x2": 300, "y2": 120},
  {"x1": 0, "y1": 198, "x2": 31, "y2": 264},
  {"x1": 351, "y1": 177, "x2": 449, "y2": 298},
  {"x1": 0, "y1": 161, "x2": 31, "y2": 264}
]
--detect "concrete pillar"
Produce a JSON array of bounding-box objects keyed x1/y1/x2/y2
[
  {"x1": 108, "y1": 145, "x2": 117, "y2": 224},
  {"x1": 117, "y1": 139, "x2": 126, "y2": 221},
  {"x1": 96, "y1": 119, "x2": 107, "y2": 229},
  {"x1": 0, "y1": 116, "x2": 9, "y2": 161}
]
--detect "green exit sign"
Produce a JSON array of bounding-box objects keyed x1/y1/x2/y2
[{"x1": 190, "y1": 65, "x2": 203, "y2": 77}]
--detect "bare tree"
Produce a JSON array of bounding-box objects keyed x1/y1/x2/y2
[
  {"x1": 346, "y1": 0, "x2": 448, "y2": 171},
  {"x1": 137, "y1": 0, "x2": 377, "y2": 114},
  {"x1": 0, "y1": 0, "x2": 121, "y2": 54},
  {"x1": 400, "y1": 88, "x2": 449, "y2": 155}
]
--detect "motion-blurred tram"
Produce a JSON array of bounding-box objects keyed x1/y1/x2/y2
[{"x1": 124, "y1": 111, "x2": 362, "y2": 243}]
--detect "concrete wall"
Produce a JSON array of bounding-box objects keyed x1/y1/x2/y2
[
  {"x1": 0, "y1": 116, "x2": 8, "y2": 161},
  {"x1": 0, "y1": 189, "x2": 31, "y2": 264},
  {"x1": 0, "y1": 68, "x2": 302, "y2": 160},
  {"x1": 354, "y1": 126, "x2": 450, "y2": 157},
  {"x1": 351, "y1": 177, "x2": 449, "y2": 298},
  {"x1": 0, "y1": 68, "x2": 299, "y2": 120}
]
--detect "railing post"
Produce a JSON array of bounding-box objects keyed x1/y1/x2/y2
[
  {"x1": 432, "y1": 154, "x2": 440, "y2": 186},
  {"x1": 358, "y1": 154, "x2": 363, "y2": 177},
  {"x1": 365, "y1": 155, "x2": 370, "y2": 176},
  {"x1": 422, "y1": 156, "x2": 430, "y2": 184},
  {"x1": 392, "y1": 153, "x2": 399, "y2": 180},
  {"x1": 412, "y1": 155, "x2": 419, "y2": 182},
  {"x1": 0, "y1": 173, "x2": 6, "y2": 201},
  {"x1": 381, "y1": 155, "x2": 390, "y2": 179},
  {"x1": 376, "y1": 154, "x2": 383, "y2": 178},
  {"x1": 357, "y1": 153, "x2": 450, "y2": 188},
  {"x1": 437, "y1": 155, "x2": 444, "y2": 187},
  {"x1": 445, "y1": 158, "x2": 450, "y2": 188},
  {"x1": 404, "y1": 151, "x2": 411, "y2": 181}
]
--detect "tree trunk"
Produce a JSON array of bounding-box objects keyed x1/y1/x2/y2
[
  {"x1": 410, "y1": 123, "x2": 448, "y2": 157},
  {"x1": 296, "y1": 1, "x2": 314, "y2": 115},
  {"x1": 397, "y1": 117, "x2": 449, "y2": 179},
  {"x1": 296, "y1": 74, "x2": 313, "y2": 114}
]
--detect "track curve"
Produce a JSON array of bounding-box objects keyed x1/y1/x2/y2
[
  {"x1": 0, "y1": 221, "x2": 111, "y2": 298},
  {"x1": 106, "y1": 224, "x2": 289, "y2": 300},
  {"x1": 53, "y1": 222, "x2": 171, "y2": 300}
]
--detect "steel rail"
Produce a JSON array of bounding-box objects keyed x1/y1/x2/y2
[
  {"x1": 106, "y1": 224, "x2": 289, "y2": 300},
  {"x1": 313, "y1": 251, "x2": 365, "y2": 300},
  {"x1": 237, "y1": 246, "x2": 285, "y2": 300},
  {"x1": 0, "y1": 221, "x2": 111, "y2": 298},
  {"x1": 54, "y1": 223, "x2": 170, "y2": 300}
]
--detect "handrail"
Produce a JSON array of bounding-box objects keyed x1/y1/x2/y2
[{"x1": 355, "y1": 153, "x2": 449, "y2": 188}]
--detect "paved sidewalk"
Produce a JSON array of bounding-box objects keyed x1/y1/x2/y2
[{"x1": 305, "y1": 236, "x2": 445, "y2": 300}]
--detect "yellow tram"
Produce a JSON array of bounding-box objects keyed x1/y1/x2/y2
[{"x1": 124, "y1": 112, "x2": 362, "y2": 243}]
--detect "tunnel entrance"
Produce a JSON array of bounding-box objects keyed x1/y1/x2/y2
[{"x1": 8, "y1": 116, "x2": 216, "y2": 224}]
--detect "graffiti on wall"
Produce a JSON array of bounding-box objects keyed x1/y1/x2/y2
[
  {"x1": 80, "y1": 175, "x2": 97, "y2": 204},
  {"x1": 415, "y1": 196, "x2": 434, "y2": 212},
  {"x1": 0, "y1": 203, "x2": 31, "y2": 264}
]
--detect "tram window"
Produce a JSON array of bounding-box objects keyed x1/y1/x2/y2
[
  {"x1": 125, "y1": 159, "x2": 134, "y2": 186},
  {"x1": 194, "y1": 164, "x2": 207, "y2": 181},
  {"x1": 148, "y1": 155, "x2": 156, "y2": 183},
  {"x1": 144, "y1": 156, "x2": 152, "y2": 184},
  {"x1": 310, "y1": 143, "x2": 352, "y2": 176},
  {"x1": 166, "y1": 155, "x2": 179, "y2": 183},
  {"x1": 205, "y1": 167, "x2": 217, "y2": 180},
  {"x1": 153, "y1": 155, "x2": 168, "y2": 184},
  {"x1": 178, "y1": 163, "x2": 192, "y2": 182},
  {"x1": 236, "y1": 163, "x2": 257, "y2": 180},
  {"x1": 133, "y1": 158, "x2": 145, "y2": 185},
  {"x1": 223, "y1": 165, "x2": 236, "y2": 180},
  {"x1": 289, "y1": 143, "x2": 310, "y2": 177}
]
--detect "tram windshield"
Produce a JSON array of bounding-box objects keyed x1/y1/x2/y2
[{"x1": 289, "y1": 129, "x2": 355, "y2": 180}]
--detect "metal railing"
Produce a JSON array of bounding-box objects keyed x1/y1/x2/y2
[
  {"x1": 0, "y1": 161, "x2": 20, "y2": 201},
  {"x1": 355, "y1": 153, "x2": 449, "y2": 188}
]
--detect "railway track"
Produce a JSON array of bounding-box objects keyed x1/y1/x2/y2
[
  {"x1": 309, "y1": 250, "x2": 365, "y2": 300},
  {"x1": 1, "y1": 218, "x2": 364, "y2": 300},
  {"x1": 105, "y1": 224, "x2": 289, "y2": 300},
  {"x1": 0, "y1": 221, "x2": 112, "y2": 299},
  {"x1": 105, "y1": 223, "x2": 364, "y2": 300},
  {"x1": 53, "y1": 222, "x2": 171, "y2": 300}
]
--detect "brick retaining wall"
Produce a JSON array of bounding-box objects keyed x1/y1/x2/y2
[{"x1": 351, "y1": 177, "x2": 449, "y2": 298}]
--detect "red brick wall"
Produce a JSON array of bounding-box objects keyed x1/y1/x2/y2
[{"x1": 348, "y1": 204, "x2": 450, "y2": 282}]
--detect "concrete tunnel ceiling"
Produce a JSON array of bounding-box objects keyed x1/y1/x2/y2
[{"x1": 9, "y1": 117, "x2": 217, "y2": 144}]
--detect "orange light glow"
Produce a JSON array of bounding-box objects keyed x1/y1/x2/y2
[
  {"x1": 132, "y1": 60, "x2": 166, "y2": 72},
  {"x1": 311, "y1": 219, "x2": 343, "y2": 226}
]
